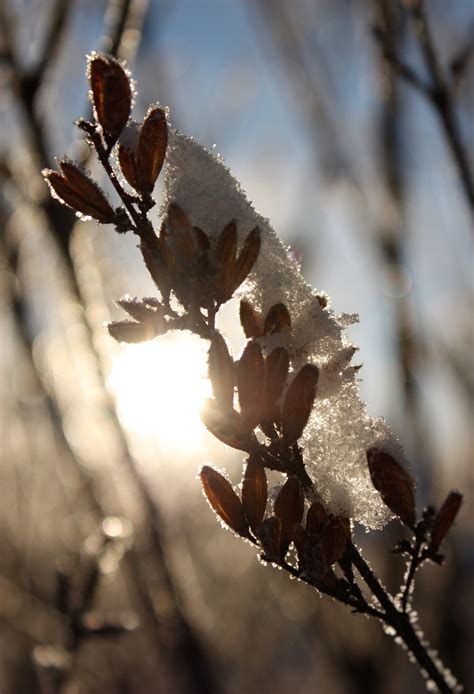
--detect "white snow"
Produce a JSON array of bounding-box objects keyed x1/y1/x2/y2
[{"x1": 163, "y1": 130, "x2": 409, "y2": 529}]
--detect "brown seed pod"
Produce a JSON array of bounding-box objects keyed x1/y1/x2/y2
[
  {"x1": 306, "y1": 502, "x2": 329, "y2": 535},
  {"x1": 294, "y1": 527, "x2": 327, "y2": 580},
  {"x1": 43, "y1": 163, "x2": 116, "y2": 224},
  {"x1": 242, "y1": 456, "x2": 268, "y2": 533},
  {"x1": 88, "y1": 53, "x2": 132, "y2": 145},
  {"x1": 274, "y1": 476, "x2": 304, "y2": 556},
  {"x1": 137, "y1": 106, "x2": 168, "y2": 192},
  {"x1": 228, "y1": 227, "x2": 261, "y2": 296},
  {"x1": 263, "y1": 347, "x2": 289, "y2": 416},
  {"x1": 239, "y1": 300, "x2": 263, "y2": 338},
  {"x1": 429, "y1": 491, "x2": 462, "y2": 553},
  {"x1": 256, "y1": 516, "x2": 282, "y2": 563},
  {"x1": 200, "y1": 466, "x2": 249, "y2": 536},
  {"x1": 281, "y1": 364, "x2": 319, "y2": 443},
  {"x1": 193, "y1": 226, "x2": 210, "y2": 251},
  {"x1": 214, "y1": 221, "x2": 237, "y2": 301},
  {"x1": 321, "y1": 518, "x2": 348, "y2": 566},
  {"x1": 367, "y1": 447, "x2": 416, "y2": 528},
  {"x1": 201, "y1": 400, "x2": 255, "y2": 452},
  {"x1": 208, "y1": 333, "x2": 234, "y2": 411},
  {"x1": 162, "y1": 204, "x2": 197, "y2": 266},
  {"x1": 118, "y1": 121, "x2": 140, "y2": 191},
  {"x1": 237, "y1": 341, "x2": 265, "y2": 427},
  {"x1": 264, "y1": 303, "x2": 291, "y2": 335}
]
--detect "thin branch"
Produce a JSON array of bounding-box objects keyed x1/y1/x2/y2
[{"x1": 374, "y1": 0, "x2": 474, "y2": 214}]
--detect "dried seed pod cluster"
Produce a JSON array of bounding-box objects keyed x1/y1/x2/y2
[
  {"x1": 146, "y1": 205, "x2": 261, "y2": 312},
  {"x1": 201, "y1": 301, "x2": 319, "y2": 455},
  {"x1": 200, "y1": 462, "x2": 351, "y2": 593},
  {"x1": 43, "y1": 52, "x2": 167, "y2": 231}
]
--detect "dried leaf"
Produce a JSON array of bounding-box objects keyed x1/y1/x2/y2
[
  {"x1": 239, "y1": 300, "x2": 263, "y2": 338},
  {"x1": 274, "y1": 476, "x2": 304, "y2": 556},
  {"x1": 306, "y1": 502, "x2": 329, "y2": 535},
  {"x1": 281, "y1": 364, "x2": 319, "y2": 443},
  {"x1": 264, "y1": 303, "x2": 291, "y2": 335},
  {"x1": 137, "y1": 106, "x2": 168, "y2": 192},
  {"x1": 200, "y1": 466, "x2": 248, "y2": 535},
  {"x1": 263, "y1": 347, "x2": 289, "y2": 414},
  {"x1": 322, "y1": 518, "x2": 347, "y2": 565},
  {"x1": 88, "y1": 53, "x2": 132, "y2": 145},
  {"x1": 208, "y1": 333, "x2": 234, "y2": 410},
  {"x1": 228, "y1": 227, "x2": 261, "y2": 295},
  {"x1": 367, "y1": 448, "x2": 416, "y2": 528},
  {"x1": 242, "y1": 456, "x2": 267, "y2": 533},
  {"x1": 237, "y1": 341, "x2": 264, "y2": 427},
  {"x1": 201, "y1": 400, "x2": 254, "y2": 451},
  {"x1": 429, "y1": 491, "x2": 462, "y2": 552}
]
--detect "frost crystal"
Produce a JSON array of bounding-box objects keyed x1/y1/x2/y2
[{"x1": 164, "y1": 130, "x2": 408, "y2": 529}]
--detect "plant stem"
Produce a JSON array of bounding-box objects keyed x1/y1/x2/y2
[{"x1": 349, "y1": 544, "x2": 457, "y2": 693}]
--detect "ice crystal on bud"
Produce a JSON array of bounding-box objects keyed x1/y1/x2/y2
[{"x1": 164, "y1": 130, "x2": 406, "y2": 528}]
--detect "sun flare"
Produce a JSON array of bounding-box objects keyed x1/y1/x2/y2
[{"x1": 108, "y1": 333, "x2": 212, "y2": 451}]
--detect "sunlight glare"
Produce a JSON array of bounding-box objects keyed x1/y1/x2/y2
[{"x1": 108, "y1": 333, "x2": 211, "y2": 451}]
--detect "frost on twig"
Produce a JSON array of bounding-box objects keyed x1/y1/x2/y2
[{"x1": 164, "y1": 131, "x2": 406, "y2": 529}]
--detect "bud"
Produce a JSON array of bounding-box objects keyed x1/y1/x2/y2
[
  {"x1": 274, "y1": 476, "x2": 304, "y2": 556},
  {"x1": 88, "y1": 53, "x2": 132, "y2": 145},
  {"x1": 200, "y1": 466, "x2": 249, "y2": 536},
  {"x1": 321, "y1": 518, "x2": 347, "y2": 565},
  {"x1": 201, "y1": 400, "x2": 255, "y2": 451},
  {"x1": 208, "y1": 333, "x2": 234, "y2": 410},
  {"x1": 242, "y1": 456, "x2": 268, "y2": 533},
  {"x1": 281, "y1": 364, "x2": 319, "y2": 443},
  {"x1": 162, "y1": 204, "x2": 198, "y2": 267},
  {"x1": 263, "y1": 347, "x2": 289, "y2": 415},
  {"x1": 256, "y1": 516, "x2": 282, "y2": 563},
  {"x1": 43, "y1": 162, "x2": 116, "y2": 224},
  {"x1": 214, "y1": 221, "x2": 237, "y2": 301},
  {"x1": 137, "y1": 106, "x2": 168, "y2": 192},
  {"x1": 228, "y1": 227, "x2": 261, "y2": 296},
  {"x1": 429, "y1": 491, "x2": 462, "y2": 553},
  {"x1": 238, "y1": 341, "x2": 264, "y2": 427},
  {"x1": 306, "y1": 502, "x2": 329, "y2": 535},
  {"x1": 367, "y1": 447, "x2": 416, "y2": 528},
  {"x1": 118, "y1": 121, "x2": 140, "y2": 191},
  {"x1": 239, "y1": 299, "x2": 263, "y2": 338},
  {"x1": 264, "y1": 303, "x2": 291, "y2": 335},
  {"x1": 294, "y1": 527, "x2": 327, "y2": 580}
]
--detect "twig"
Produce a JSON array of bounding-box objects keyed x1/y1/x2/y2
[{"x1": 374, "y1": 0, "x2": 474, "y2": 214}]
